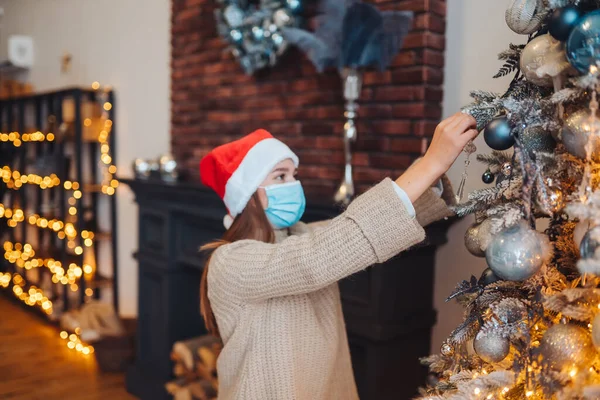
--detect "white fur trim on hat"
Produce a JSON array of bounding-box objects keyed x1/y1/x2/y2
[
  {"x1": 223, "y1": 138, "x2": 299, "y2": 217},
  {"x1": 223, "y1": 214, "x2": 234, "y2": 230}
]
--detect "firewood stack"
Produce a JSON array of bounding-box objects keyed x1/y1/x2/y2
[{"x1": 165, "y1": 335, "x2": 223, "y2": 400}]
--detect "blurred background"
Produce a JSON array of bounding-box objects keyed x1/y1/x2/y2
[{"x1": 0, "y1": 0, "x2": 521, "y2": 399}]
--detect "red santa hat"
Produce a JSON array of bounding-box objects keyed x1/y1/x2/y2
[{"x1": 200, "y1": 129, "x2": 299, "y2": 228}]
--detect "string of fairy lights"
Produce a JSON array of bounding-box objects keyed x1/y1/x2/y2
[{"x1": 0, "y1": 82, "x2": 117, "y2": 355}]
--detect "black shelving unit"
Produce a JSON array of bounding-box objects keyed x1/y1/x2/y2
[{"x1": 0, "y1": 87, "x2": 118, "y2": 318}]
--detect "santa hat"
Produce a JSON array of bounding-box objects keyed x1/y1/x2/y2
[{"x1": 200, "y1": 129, "x2": 299, "y2": 228}]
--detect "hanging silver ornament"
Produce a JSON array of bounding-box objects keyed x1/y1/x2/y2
[
  {"x1": 273, "y1": 8, "x2": 293, "y2": 27},
  {"x1": 520, "y1": 34, "x2": 571, "y2": 87},
  {"x1": 485, "y1": 221, "x2": 550, "y2": 281},
  {"x1": 536, "y1": 184, "x2": 564, "y2": 215},
  {"x1": 465, "y1": 222, "x2": 487, "y2": 257},
  {"x1": 520, "y1": 126, "x2": 557, "y2": 158},
  {"x1": 223, "y1": 4, "x2": 245, "y2": 28},
  {"x1": 574, "y1": 220, "x2": 593, "y2": 252},
  {"x1": 441, "y1": 342, "x2": 454, "y2": 357},
  {"x1": 561, "y1": 108, "x2": 600, "y2": 160},
  {"x1": 505, "y1": 0, "x2": 545, "y2": 35},
  {"x1": 159, "y1": 154, "x2": 178, "y2": 182},
  {"x1": 474, "y1": 331, "x2": 510, "y2": 363},
  {"x1": 580, "y1": 227, "x2": 600, "y2": 259},
  {"x1": 540, "y1": 324, "x2": 596, "y2": 370},
  {"x1": 501, "y1": 162, "x2": 513, "y2": 176},
  {"x1": 133, "y1": 158, "x2": 151, "y2": 179},
  {"x1": 592, "y1": 314, "x2": 600, "y2": 349}
]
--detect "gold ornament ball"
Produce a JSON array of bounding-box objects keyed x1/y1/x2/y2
[
  {"x1": 505, "y1": 0, "x2": 544, "y2": 34},
  {"x1": 465, "y1": 222, "x2": 487, "y2": 257},
  {"x1": 540, "y1": 324, "x2": 596, "y2": 370},
  {"x1": 561, "y1": 109, "x2": 600, "y2": 160},
  {"x1": 441, "y1": 342, "x2": 454, "y2": 356}
]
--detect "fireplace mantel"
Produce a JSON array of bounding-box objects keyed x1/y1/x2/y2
[{"x1": 123, "y1": 178, "x2": 452, "y2": 400}]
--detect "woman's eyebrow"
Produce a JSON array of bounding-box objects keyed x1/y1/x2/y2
[{"x1": 271, "y1": 167, "x2": 291, "y2": 173}]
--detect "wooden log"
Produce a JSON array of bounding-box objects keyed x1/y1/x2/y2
[{"x1": 172, "y1": 336, "x2": 220, "y2": 371}]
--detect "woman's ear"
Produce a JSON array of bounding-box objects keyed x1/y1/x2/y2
[{"x1": 257, "y1": 188, "x2": 268, "y2": 209}]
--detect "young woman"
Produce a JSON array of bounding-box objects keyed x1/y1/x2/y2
[{"x1": 199, "y1": 112, "x2": 478, "y2": 400}]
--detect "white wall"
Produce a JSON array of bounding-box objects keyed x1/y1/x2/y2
[
  {"x1": 432, "y1": 0, "x2": 523, "y2": 351},
  {"x1": 0, "y1": 0, "x2": 171, "y2": 317}
]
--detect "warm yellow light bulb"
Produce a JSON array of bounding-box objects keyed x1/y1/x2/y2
[
  {"x1": 67, "y1": 341, "x2": 75, "y2": 349},
  {"x1": 84, "y1": 238, "x2": 93, "y2": 247},
  {"x1": 92, "y1": 81, "x2": 100, "y2": 90},
  {"x1": 64, "y1": 181, "x2": 72, "y2": 190},
  {"x1": 474, "y1": 388, "x2": 481, "y2": 395},
  {"x1": 74, "y1": 190, "x2": 82, "y2": 199},
  {"x1": 83, "y1": 264, "x2": 93, "y2": 274},
  {"x1": 103, "y1": 102, "x2": 112, "y2": 111},
  {"x1": 526, "y1": 391, "x2": 534, "y2": 397},
  {"x1": 570, "y1": 368, "x2": 577, "y2": 377},
  {"x1": 84, "y1": 118, "x2": 92, "y2": 127},
  {"x1": 69, "y1": 207, "x2": 77, "y2": 215},
  {"x1": 85, "y1": 288, "x2": 93, "y2": 296},
  {"x1": 47, "y1": 133, "x2": 55, "y2": 141},
  {"x1": 60, "y1": 331, "x2": 68, "y2": 339},
  {"x1": 75, "y1": 246, "x2": 83, "y2": 255},
  {"x1": 109, "y1": 165, "x2": 117, "y2": 174}
]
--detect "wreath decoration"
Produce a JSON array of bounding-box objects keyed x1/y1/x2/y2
[{"x1": 215, "y1": 0, "x2": 304, "y2": 75}]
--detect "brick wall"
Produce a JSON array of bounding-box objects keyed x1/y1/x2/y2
[{"x1": 171, "y1": 0, "x2": 446, "y2": 199}]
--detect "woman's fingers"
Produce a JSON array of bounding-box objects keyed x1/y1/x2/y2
[{"x1": 460, "y1": 128, "x2": 480, "y2": 145}]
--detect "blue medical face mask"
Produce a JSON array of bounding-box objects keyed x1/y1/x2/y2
[{"x1": 261, "y1": 181, "x2": 306, "y2": 229}]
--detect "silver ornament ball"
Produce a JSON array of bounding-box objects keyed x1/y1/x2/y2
[
  {"x1": 505, "y1": 0, "x2": 545, "y2": 34},
  {"x1": 485, "y1": 221, "x2": 549, "y2": 281},
  {"x1": 465, "y1": 222, "x2": 487, "y2": 258},
  {"x1": 441, "y1": 342, "x2": 454, "y2": 356},
  {"x1": 273, "y1": 8, "x2": 293, "y2": 27},
  {"x1": 133, "y1": 158, "x2": 151, "y2": 179},
  {"x1": 536, "y1": 185, "x2": 564, "y2": 215},
  {"x1": 580, "y1": 227, "x2": 600, "y2": 259},
  {"x1": 561, "y1": 109, "x2": 600, "y2": 160},
  {"x1": 520, "y1": 126, "x2": 556, "y2": 158},
  {"x1": 540, "y1": 324, "x2": 596, "y2": 371},
  {"x1": 520, "y1": 34, "x2": 569, "y2": 87},
  {"x1": 573, "y1": 220, "x2": 593, "y2": 252},
  {"x1": 474, "y1": 331, "x2": 510, "y2": 363}
]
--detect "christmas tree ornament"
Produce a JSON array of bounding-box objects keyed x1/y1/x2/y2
[
  {"x1": 566, "y1": 10, "x2": 600, "y2": 73},
  {"x1": 592, "y1": 314, "x2": 600, "y2": 349},
  {"x1": 561, "y1": 108, "x2": 600, "y2": 159},
  {"x1": 465, "y1": 222, "x2": 487, "y2": 257},
  {"x1": 505, "y1": 0, "x2": 545, "y2": 35},
  {"x1": 455, "y1": 141, "x2": 477, "y2": 203},
  {"x1": 482, "y1": 169, "x2": 494, "y2": 184},
  {"x1": 580, "y1": 226, "x2": 600, "y2": 259},
  {"x1": 573, "y1": 219, "x2": 593, "y2": 251},
  {"x1": 440, "y1": 342, "x2": 454, "y2": 356},
  {"x1": 501, "y1": 162, "x2": 513, "y2": 177},
  {"x1": 540, "y1": 324, "x2": 596, "y2": 370},
  {"x1": 159, "y1": 154, "x2": 178, "y2": 182},
  {"x1": 473, "y1": 331, "x2": 510, "y2": 363},
  {"x1": 520, "y1": 126, "x2": 557, "y2": 158},
  {"x1": 485, "y1": 221, "x2": 550, "y2": 281},
  {"x1": 484, "y1": 116, "x2": 515, "y2": 150},
  {"x1": 274, "y1": 9, "x2": 294, "y2": 27},
  {"x1": 520, "y1": 34, "x2": 571, "y2": 87},
  {"x1": 478, "y1": 267, "x2": 501, "y2": 286},
  {"x1": 549, "y1": 5, "x2": 582, "y2": 42}
]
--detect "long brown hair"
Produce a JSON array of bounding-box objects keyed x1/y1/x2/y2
[{"x1": 200, "y1": 192, "x2": 274, "y2": 339}]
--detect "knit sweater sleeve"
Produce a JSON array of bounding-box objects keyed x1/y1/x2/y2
[
  {"x1": 413, "y1": 174, "x2": 455, "y2": 227},
  {"x1": 208, "y1": 178, "x2": 425, "y2": 302}
]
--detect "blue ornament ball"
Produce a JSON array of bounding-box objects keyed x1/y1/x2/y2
[
  {"x1": 484, "y1": 117, "x2": 515, "y2": 150},
  {"x1": 550, "y1": 5, "x2": 582, "y2": 42},
  {"x1": 567, "y1": 10, "x2": 600, "y2": 73},
  {"x1": 286, "y1": 0, "x2": 302, "y2": 14}
]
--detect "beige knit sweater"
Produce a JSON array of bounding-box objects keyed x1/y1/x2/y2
[{"x1": 208, "y1": 178, "x2": 452, "y2": 400}]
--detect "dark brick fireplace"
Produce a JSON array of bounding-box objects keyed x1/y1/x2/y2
[{"x1": 125, "y1": 1, "x2": 450, "y2": 399}]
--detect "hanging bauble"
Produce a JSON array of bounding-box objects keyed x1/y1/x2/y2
[
  {"x1": 520, "y1": 126, "x2": 557, "y2": 158},
  {"x1": 474, "y1": 331, "x2": 510, "y2": 363},
  {"x1": 286, "y1": 0, "x2": 302, "y2": 14},
  {"x1": 592, "y1": 314, "x2": 600, "y2": 349},
  {"x1": 561, "y1": 108, "x2": 600, "y2": 159},
  {"x1": 538, "y1": 186, "x2": 564, "y2": 215},
  {"x1": 223, "y1": 4, "x2": 245, "y2": 28},
  {"x1": 486, "y1": 221, "x2": 550, "y2": 281},
  {"x1": 501, "y1": 162, "x2": 513, "y2": 177},
  {"x1": 540, "y1": 324, "x2": 596, "y2": 370},
  {"x1": 549, "y1": 5, "x2": 582, "y2": 42},
  {"x1": 440, "y1": 342, "x2": 454, "y2": 357},
  {"x1": 505, "y1": 0, "x2": 545, "y2": 35},
  {"x1": 479, "y1": 267, "x2": 501, "y2": 286},
  {"x1": 520, "y1": 34, "x2": 571, "y2": 87},
  {"x1": 465, "y1": 222, "x2": 487, "y2": 257},
  {"x1": 566, "y1": 10, "x2": 600, "y2": 73},
  {"x1": 484, "y1": 117, "x2": 515, "y2": 150},
  {"x1": 580, "y1": 227, "x2": 600, "y2": 259},
  {"x1": 482, "y1": 169, "x2": 495, "y2": 184},
  {"x1": 574, "y1": 219, "x2": 593, "y2": 251}
]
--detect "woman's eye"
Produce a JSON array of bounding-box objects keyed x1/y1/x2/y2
[{"x1": 275, "y1": 174, "x2": 285, "y2": 181}]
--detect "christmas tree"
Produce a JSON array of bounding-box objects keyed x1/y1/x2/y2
[{"x1": 418, "y1": 1, "x2": 600, "y2": 399}]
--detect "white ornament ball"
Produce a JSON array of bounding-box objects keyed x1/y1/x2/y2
[
  {"x1": 520, "y1": 34, "x2": 570, "y2": 87},
  {"x1": 505, "y1": 0, "x2": 545, "y2": 34},
  {"x1": 485, "y1": 221, "x2": 550, "y2": 281},
  {"x1": 474, "y1": 331, "x2": 510, "y2": 363},
  {"x1": 561, "y1": 108, "x2": 600, "y2": 160}
]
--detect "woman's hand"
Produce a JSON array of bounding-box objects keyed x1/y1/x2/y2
[{"x1": 395, "y1": 112, "x2": 478, "y2": 202}]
